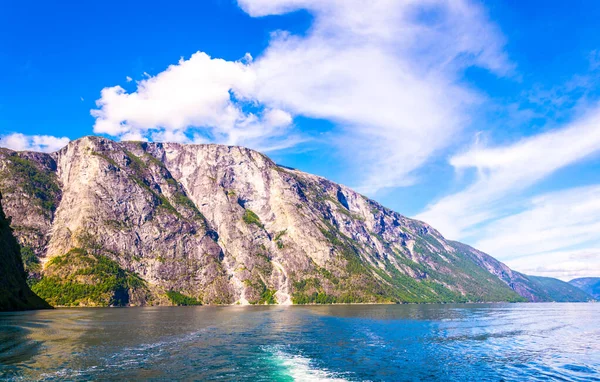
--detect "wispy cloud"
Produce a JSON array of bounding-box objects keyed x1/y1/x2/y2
[
  {"x1": 589, "y1": 49, "x2": 600, "y2": 71},
  {"x1": 475, "y1": 185, "x2": 600, "y2": 263},
  {"x1": 0, "y1": 133, "x2": 70, "y2": 153},
  {"x1": 415, "y1": 102, "x2": 600, "y2": 279},
  {"x1": 506, "y1": 247, "x2": 600, "y2": 281},
  {"x1": 91, "y1": 0, "x2": 512, "y2": 189},
  {"x1": 416, "y1": 106, "x2": 600, "y2": 240}
]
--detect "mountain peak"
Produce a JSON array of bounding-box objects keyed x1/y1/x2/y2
[{"x1": 0, "y1": 138, "x2": 590, "y2": 306}]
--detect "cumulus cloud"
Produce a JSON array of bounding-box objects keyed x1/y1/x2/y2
[
  {"x1": 92, "y1": 0, "x2": 511, "y2": 189},
  {"x1": 0, "y1": 133, "x2": 70, "y2": 153},
  {"x1": 417, "y1": 107, "x2": 600, "y2": 240},
  {"x1": 92, "y1": 52, "x2": 298, "y2": 151}
]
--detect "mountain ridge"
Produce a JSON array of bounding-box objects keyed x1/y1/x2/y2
[
  {"x1": 569, "y1": 277, "x2": 600, "y2": 299},
  {"x1": 0, "y1": 136, "x2": 591, "y2": 306}
]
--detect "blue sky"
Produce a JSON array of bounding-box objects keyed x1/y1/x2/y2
[{"x1": 2, "y1": 0, "x2": 600, "y2": 280}]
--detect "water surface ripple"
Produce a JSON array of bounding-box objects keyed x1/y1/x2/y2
[{"x1": 0, "y1": 303, "x2": 598, "y2": 381}]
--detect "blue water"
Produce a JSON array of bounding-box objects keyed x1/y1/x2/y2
[{"x1": 0, "y1": 303, "x2": 598, "y2": 381}]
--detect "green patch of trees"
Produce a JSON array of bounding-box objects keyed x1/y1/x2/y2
[
  {"x1": 243, "y1": 209, "x2": 263, "y2": 228},
  {"x1": 166, "y1": 291, "x2": 202, "y2": 306},
  {"x1": 291, "y1": 292, "x2": 364, "y2": 304},
  {"x1": 6, "y1": 155, "x2": 59, "y2": 215},
  {"x1": 32, "y1": 248, "x2": 147, "y2": 307}
]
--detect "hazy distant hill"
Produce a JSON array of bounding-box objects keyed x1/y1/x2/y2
[
  {"x1": 0, "y1": 136, "x2": 590, "y2": 306},
  {"x1": 569, "y1": 277, "x2": 600, "y2": 299},
  {"x1": 525, "y1": 276, "x2": 593, "y2": 302}
]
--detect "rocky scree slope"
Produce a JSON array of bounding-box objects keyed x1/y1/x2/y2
[
  {"x1": 0, "y1": 136, "x2": 590, "y2": 306},
  {"x1": 0, "y1": 192, "x2": 50, "y2": 311}
]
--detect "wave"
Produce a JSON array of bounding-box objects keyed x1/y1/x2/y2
[
  {"x1": 262, "y1": 345, "x2": 350, "y2": 382},
  {"x1": 34, "y1": 327, "x2": 214, "y2": 381}
]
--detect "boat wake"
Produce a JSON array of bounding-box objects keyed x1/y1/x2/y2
[{"x1": 262, "y1": 345, "x2": 350, "y2": 381}]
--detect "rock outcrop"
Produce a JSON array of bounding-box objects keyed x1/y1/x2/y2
[
  {"x1": 0, "y1": 137, "x2": 591, "y2": 305},
  {"x1": 0, "y1": 192, "x2": 50, "y2": 311}
]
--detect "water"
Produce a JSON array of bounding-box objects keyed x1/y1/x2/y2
[{"x1": 0, "y1": 303, "x2": 598, "y2": 381}]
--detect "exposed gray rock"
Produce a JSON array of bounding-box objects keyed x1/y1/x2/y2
[{"x1": 0, "y1": 136, "x2": 589, "y2": 305}]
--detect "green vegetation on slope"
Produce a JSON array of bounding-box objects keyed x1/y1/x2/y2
[
  {"x1": 21, "y1": 245, "x2": 41, "y2": 275},
  {"x1": 258, "y1": 288, "x2": 277, "y2": 304},
  {"x1": 527, "y1": 276, "x2": 592, "y2": 302},
  {"x1": 289, "y1": 189, "x2": 528, "y2": 304},
  {"x1": 292, "y1": 290, "x2": 363, "y2": 304},
  {"x1": 274, "y1": 229, "x2": 286, "y2": 249},
  {"x1": 243, "y1": 209, "x2": 263, "y2": 228},
  {"x1": 166, "y1": 291, "x2": 202, "y2": 306},
  {"x1": 0, "y1": 192, "x2": 50, "y2": 311},
  {"x1": 4, "y1": 154, "x2": 60, "y2": 216},
  {"x1": 244, "y1": 275, "x2": 277, "y2": 305},
  {"x1": 2, "y1": 139, "x2": 587, "y2": 306},
  {"x1": 32, "y1": 248, "x2": 148, "y2": 307}
]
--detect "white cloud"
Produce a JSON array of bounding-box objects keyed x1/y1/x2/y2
[
  {"x1": 414, "y1": 106, "x2": 600, "y2": 280},
  {"x1": 92, "y1": 0, "x2": 511, "y2": 189},
  {"x1": 92, "y1": 52, "x2": 254, "y2": 137},
  {"x1": 506, "y1": 248, "x2": 600, "y2": 281},
  {"x1": 126, "y1": 76, "x2": 133, "y2": 82},
  {"x1": 242, "y1": 0, "x2": 512, "y2": 191},
  {"x1": 0, "y1": 133, "x2": 70, "y2": 153},
  {"x1": 416, "y1": 107, "x2": 600, "y2": 240},
  {"x1": 475, "y1": 185, "x2": 600, "y2": 259},
  {"x1": 92, "y1": 52, "x2": 297, "y2": 151}
]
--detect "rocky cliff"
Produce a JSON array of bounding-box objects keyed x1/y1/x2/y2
[
  {"x1": 0, "y1": 137, "x2": 590, "y2": 306},
  {"x1": 0, "y1": 192, "x2": 50, "y2": 311}
]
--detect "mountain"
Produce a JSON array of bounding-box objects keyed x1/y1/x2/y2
[
  {"x1": 449, "y1": 242, "x2": 592, "y2": 302},
  {"x1": 524, "y1": 276, "x2": 593, "y2": 302},
  {"x1": 0, "y1": 191, "x2": 50, "y2": 311},
  {"x1": 569, "y1": 277, "x2": 600, "y2": 299},
  {"x1": 0, "y1": 136, "x2": 590, "y2": 306}
]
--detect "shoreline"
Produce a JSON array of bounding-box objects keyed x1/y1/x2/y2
[{"x1": 9, "y1": 300, "x2": 595, "y2": 311}]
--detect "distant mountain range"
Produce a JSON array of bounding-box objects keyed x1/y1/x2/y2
[
  {"x1": 569, "y1": 278, "x2": 600, "y2": 299},
  {"x1": 0, "y1": 136, "x2": 593, "y2": 307}
]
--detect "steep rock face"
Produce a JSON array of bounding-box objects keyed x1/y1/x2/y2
[
  {"x1": 569, "y1": 277, "x2": 600, "y2": 299},
  {"x1": 0, "y1": 136, "x2": 588, "y2": 305},
  {"x1": 0, "y1": 149, "x2": 60, "y2": 276},
  {"x1": 0, "y1": 192, "x2": 50, "y2": 311},
  {"x1": 46, "y1": 138, "x2": 232, "y2": 304}
]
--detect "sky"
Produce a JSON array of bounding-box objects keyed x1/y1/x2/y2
[{"x1": 2, "y1": 0, "x2": 600, "y2": 280}]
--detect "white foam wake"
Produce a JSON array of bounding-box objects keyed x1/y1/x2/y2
[{"x1": 264, "y1": 345, "x2": 350, "y2": 382}]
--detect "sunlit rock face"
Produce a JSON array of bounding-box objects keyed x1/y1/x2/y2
[{"x1": 0, "y1": 137, "x2": 590, "y2": 305}]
